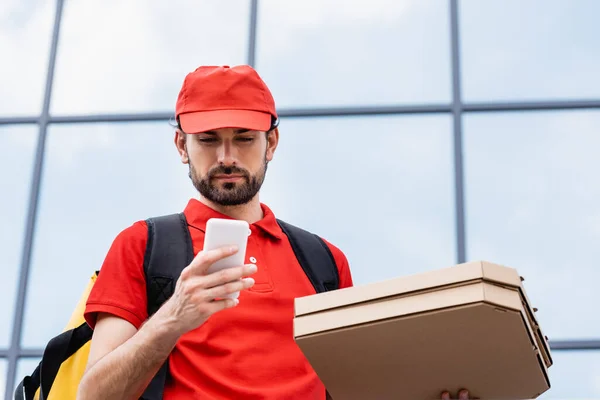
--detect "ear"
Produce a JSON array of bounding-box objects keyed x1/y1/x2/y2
[
  {"x1": 174, "y1": 130, "x2": 189, "y2": 164},
  {"x1": 265, "y1": 127, "x2": 279, "y2": 162}
]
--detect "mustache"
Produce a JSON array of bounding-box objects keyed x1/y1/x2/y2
[{"x1": 208, "y1": 165, "x2": 250, "y2": 179}]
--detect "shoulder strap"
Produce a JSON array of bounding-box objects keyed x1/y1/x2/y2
[
  {"x1": 144, "y1": 212, "x2": 194, "y2": 316},
  {"x1": 39, "y1": 323, "x2": 94, "y2": 400},
  {"x1": 141, "y1": 212, "x2": 194, "y2": 400},
  {"x1": 13, "y1": 322, "x2": 93, "y2": 400},
  {"x1": 276, "y1": 219, "x2": 339, "y2": 293}
]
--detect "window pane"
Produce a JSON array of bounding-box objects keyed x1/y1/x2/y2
[
  {"x1": 0, "y1": 0, "x2": 54, "y2": 116},
  {"x1": 256, "y1": 0, "x2": 451, "y2": 108},
  {"x1": 460, "y1": 0, "x2": 600, "y2": 102},
  {"x1": 22, "y1": 122, "x2": 197, "y2": 347},
  {"x1": 464, "y1": 110, "x2": 600, "y2": 340},
  {"x1": 260, "y1": 115, "x2": 456, "y2": 285},
  {"x1": 540, "y1": 350, "x2": 600, "y2": 399},
  {"x1": 50, "y1": 0, "x2": 251, "y2": 115},
  {"x1": 0, "y1": 125, "x2": 38, "y2": 347}
]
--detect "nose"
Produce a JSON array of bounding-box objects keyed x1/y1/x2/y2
[{"x1": 217, "y1": 140, "x2": 236, "y2": 166}]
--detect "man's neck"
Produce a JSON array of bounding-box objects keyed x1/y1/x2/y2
[{"x1": 197, "y1": 195, "x2": 264, "y2": 224}]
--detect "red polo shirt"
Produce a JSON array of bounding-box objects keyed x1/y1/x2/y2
[{"x1": 84, "y1": 198, "x2": 353, "y2": 399}]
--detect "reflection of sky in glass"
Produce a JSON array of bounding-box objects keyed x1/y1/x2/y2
[
  {"x1": 0, "y1": 126, "x2": 38, "y2": 347},
  {"x1": 464, "y1": 110, "x2": 600, "y2": 340},
  {"x1": 50, "y1": 0, "x2": 250, "y2": 115},
  {"x1": 261, "y1": 115, "x2": 456, "y2": 285},
  {"x1": 460, "y1": 0, "x2": 600, "y2": 102},
  {"x1": 256, "y1": 0, "x2": 451, "y2": 107},
  {"x1": 540, "y1": 350, "x2": 600, "y2": 399},
  {"x1": 0, "y1": 0, "x2": 53, "y2": 116},
  {"x1": 22, "y1": 122, "x2": 197, "y2": 347}
]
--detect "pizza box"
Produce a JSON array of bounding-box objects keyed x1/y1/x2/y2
[{"x1": 294, "y1": 261, "x2": 552, "y2": 400}]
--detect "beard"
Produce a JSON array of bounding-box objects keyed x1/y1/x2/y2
[{"x1": 188, "y1": 157, "x2": 268, "y2": 206}]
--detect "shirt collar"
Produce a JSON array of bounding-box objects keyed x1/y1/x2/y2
[{"x1": 183, "y1": 198, "x2": 284, "y2": 240}]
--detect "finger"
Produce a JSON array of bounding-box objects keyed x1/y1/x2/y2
[
  {"x1": 203, "y1": 264, "x2": 258, "y2": 288},
  {"x1": 186, "y1": 245, "x2": 239, "y2": 276},
  {"x1": 203, "y1": 277, "x2": 255, "y2": 300},
  {"x1": 458, "y1": 389, "x2": 469, "y2": 400},
  {"x1": 440, "y1": 391, "x2": 450, "y2": 400},
  {"x1": 205, "y1": 296, "x2": 240, "y2": 315},
  {"x1": 177, "y1": 265, "x2": 255, "y2": 299}
]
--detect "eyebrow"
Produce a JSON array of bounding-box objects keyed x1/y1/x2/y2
[{"x1": 201, "y1": 128, "x2": 252, "y2": 135}]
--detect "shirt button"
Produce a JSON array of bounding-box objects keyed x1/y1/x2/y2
[{"x1": 249, "y1": 256, "x2": 257, "y2": 263}]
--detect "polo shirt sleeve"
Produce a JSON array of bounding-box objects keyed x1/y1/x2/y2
[
  {"x1": 84, "y1": 221, "x2": 149, "y2": 330},
  {"x1": 322, "y1": 239, "x2": 354, "y2": 289}
]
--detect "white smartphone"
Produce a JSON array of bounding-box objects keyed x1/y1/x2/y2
[{"x1": 203, "y1": 218, "x2": 251, "y2": 299}]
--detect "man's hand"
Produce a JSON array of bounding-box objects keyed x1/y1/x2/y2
[
  {"x1": 441, "y1": 389, "x2": 476, "y2": 400},
  {"x1": 159, "y1": 245, "x2": 257, "y2": 336}
]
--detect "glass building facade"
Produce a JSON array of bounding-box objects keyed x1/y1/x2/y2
[{"x1": 1, "y1": 0, "x2": 599, "y2": 398}]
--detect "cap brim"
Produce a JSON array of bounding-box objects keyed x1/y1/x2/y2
[{"x1": 179, "y1": 110, "x2": 272, "y2": 133}]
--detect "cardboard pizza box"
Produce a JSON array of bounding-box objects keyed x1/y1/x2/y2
[{"x1": 294, "y1": 261, "x2": 552, "y2": 400}]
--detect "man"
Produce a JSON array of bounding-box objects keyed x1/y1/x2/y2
[
  {"x1": 77, "y1": 65, "x2": 474, "y2": 400},
  {"x1": 77, "y1": 65, "x2": 353, "y2": 399}
]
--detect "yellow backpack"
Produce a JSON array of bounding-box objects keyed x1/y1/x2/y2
[
  {"x1": 15, "y1": 272, "x2": 97, "y2": 400},
  {"x1": 14, "y1": 214, "x2": 196, "y2": 400}
]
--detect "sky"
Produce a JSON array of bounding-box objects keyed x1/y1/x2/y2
[{"x1": 1, "y1": 0, "x2": 600, "y2": 397}]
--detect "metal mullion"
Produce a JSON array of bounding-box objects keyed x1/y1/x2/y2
[
  {"x1": 16, "y1": 348, "x2": 45, "y2": 358},
  {"x1": 28, "y1": 99, "x2": 600, "y2": 126},
  {"x1": 464, "y1": 99, "x2": 600, "y2": 113},
  {"x1": 2, "y1": 348, "x2": 42, "y2": 357},
  {"x1": 5, "y1": 0, "x2": 65, "y2": 397},
  {"x1": 50, "y1": 112, "x2": 174, "y2": 124},
  {"x1": 248, "y1": 0, "x2": 259, "y2": 67},
  {"x1": 450, "y1": 0, "x2": 466, "y2": 264},
  {"x1": 278, "y1": 104, "x2": 452, "y2": 117},
  {"x1": 0, "y1": 348, "x2": 43, "y2": 359},
  {"x1": 0, "y1": 117, "x2": 39, "y2": 125},
  {"x1": 549, "y1": 340, "x2": 600, "y2": 351}
]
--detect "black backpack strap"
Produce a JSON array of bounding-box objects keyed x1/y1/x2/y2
[
  {"x1": 141, "y1": 212, "x2": 194, "y2": 400},
  {"x1": 276, "y1": 219, "x2": 339, "y2": 293},
  {"x1": 277, "y1": 219, "x2": 339, "y2": 399},
  {"x1": 22, "y1": 321, "x2": 93, "y2": 400},
  {"x1": 14, "y1": 362, "x2": 41, "y2": 400},
  {"x1": 144, "y1": 212, "x2": 194, "y2": 315}
]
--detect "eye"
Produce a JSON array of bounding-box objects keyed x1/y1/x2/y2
[
  {"x1": 198, "y1": 137, "x2": 217, "y2": 143},
  {"x1": 237, "y1": 137, "x2": 254, "y2": 143}
]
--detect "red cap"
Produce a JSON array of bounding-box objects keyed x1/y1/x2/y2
[{"x1": 175, "y1": 65, "x2": 277, "y2": 134}]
